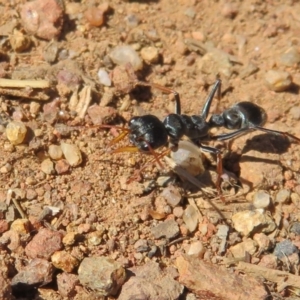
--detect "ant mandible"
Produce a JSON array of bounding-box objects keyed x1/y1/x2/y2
[{"x1": 101, "y1": 78, "x2": 300, "y2": 200}]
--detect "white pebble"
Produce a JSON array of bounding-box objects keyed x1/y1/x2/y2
[
  {"x1": 253, "y1": 190, "x2": 270, "y2": 209},
  {"x1": 183, "y1": 205, "x2": 198, "y2": 232},
  {"x1": 109, "y1": 45, "x2": 143, "y2": 71},
  {"x1": 97, "y1": 68, "x2": 111, "y2": 86},
  {"x1": 61, "y1": 142, "x2": 82, "y2": 167},
  {"x1": 5, "y1": 121, "x2": 27, "y2": 145}
]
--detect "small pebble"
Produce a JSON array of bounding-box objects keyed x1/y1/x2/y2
[
  {"x1": 150, "y1": 219, "x2": 180, "y2": 239},
  {"x1": 11, "y1": 258, "x2": 54, "y2": 289},
  {"x1": 87, "y1": 231, "x2": 103, "y2": 246},
  {"x1": 184, "y1": 7, "x2": 196, "y2": 19},
  {"x1": 0, "y1": 220, "x2": 9, "y2": 234},
  {"x1": 253, "y1": 190, "x2": 270, "y2": 209},
  {"x1": 173, "y1": 207, "x2": 184, "y2": 218},
  {"x1": 25, "y1": 228, "x2": 63, "y2": 259},
  {"x1": 275, "y1": 189, "x2": 290, "y2": 204},
  {"x1": 124, "y1": 14, "x2": 140, "y2": 27},
  {"x1": 253, "y1": 233, "x2": 272, "y2": 252},
  {"x1": 97, "y1": 68, "x2": 111, "y2": 86},
  {"x1": 265, "y1": 70, "x2": 292, "y2": 92},
  {"x1": 85, "y1": 7, "x2": 104, "y2": 27},
  {"x1": 290, "y1": 222, "x2": 300, "y2": 235},
  {"x1": 43, "y1": 40, "x2": 59, "y2": 63},
  {"x1": 41, "y1": 159, "x2": 55, "y2": 175},
  {"x1": 175, "y1": 39, "x2": 188, "y2": 55},
  {"x1": 60, "y1": 142, "x2": 82, "y2": 167},
  {"x1": 284, "y1": 170, "x2": 293, "y2": 181},
  {"x1": 258, "y1": 254, "x2": 278, "y2": 269},
  {"x1": 161, "y1": 185, "x2": 182, "y2": 207},
  {"x1": 221, "y1": 3, "x2": 238, "y2": 18},
  {"x1": 5, "y1": 121, "x2": 27, "y2": 145},
  {"x1": 48, "y1": 144, "x2": 63, "y2": 160},
  {"x1": 109, "y1": 45, "x2": 143, "y2": 71},
  {"x1": 183, "y1": 205, "x2": 198, "y2": 232},
  {"x1": 140, "y1": 46, "x2": 159, "y2": 64},
  {"x1": 20, "y1": 0, "x2": 64, "y2": 40},
  {"x1": 55, "y1": 160, "x2": 70, "y2": 174},
  {"x1": 78, "y1": 257, "x2": 126, "y2": 296},
  {"x1": 232, "y1": 210, "x2": 276, "y2": 236},
  {"x1": 278, "y1": 47, "x2": 300, "y2": 67},
  {"x1": 273, "y1": 239, "x2": 299, "y2": 259},
  {"x1": 63, "y1": 232, "x2": 77, "y2": 246},
  {"x1": 11, "y1": 219, "x2": 30, "y2": 235},
  {"x1": 87, "y1": 105, "x2": 117, "y2": 125},
  {"x1": 9, "y1": 30, "x2": 31, "y2": 52},
  {"x1": 0, "y1": 163, "x2": 12, "y2": 174},
  {"x1": 216, "y1": 225, "x2": 229, "y2": 239},
  {"x1": 57, "y1": 272, "x2": 79, "y2": 298},
  {"x1": 51, "y1": 250, "x2": 79, "y2": 272},
  {"x1": 229, "y1": 238, "x2": 257, "y2": 258},
  {"x1": 289, "y1": 106, "x2": 300, "y2": 120},
  {"x1": 26, "y1": 189, "x2": 37, "y2": 200},
  {"x1": 187, "y1": 241, "x2": 205, "y2": 258}
]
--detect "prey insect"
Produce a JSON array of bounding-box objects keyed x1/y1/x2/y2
[{"x1": 101, "y1": 79, "x2": 300, "y2": 200}]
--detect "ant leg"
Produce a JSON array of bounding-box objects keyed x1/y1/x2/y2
[
  {"x1": 199, "y1": 144, "x2": 225, "y2": 202},
  {"x1": 126, "y1": 148, "x2": 171, "y2": 183},
  {"x1": 98, "y1": 125, "x2": 130, "y2": 148},
  {"x1": 210, "y1": 127, "x2": 252, "y2": 141},
  {"x1": 201, "y1": 79, "x2": 222, "y2": 119},
  {"x1": 111, "y1": 146, "x2": 139, "y2": 153},
  {"x1": 211, "y1": 126, "x2": 300, "y2": 144},
  {"x1": 136, "y1": 81, "x2": 181, "y2": 115},
  {"x1": 255, "y1": 126, "x2": 300, "y2": 143}
]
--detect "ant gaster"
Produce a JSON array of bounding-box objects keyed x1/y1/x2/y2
[{"x1": 103, "y1": 79, "x2": 300, "y2": 199}]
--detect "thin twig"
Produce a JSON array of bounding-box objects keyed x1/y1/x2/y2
[
  {"x1": 0, "y1": 78, "x2": 50, "y2": 88},
  {"x1": 11, "y1": 198, "x2": 27, "y2": 219}
]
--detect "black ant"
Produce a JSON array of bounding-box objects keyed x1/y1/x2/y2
[{"x1": 100, "y1": 79, "x2": 300, "y2": 200}]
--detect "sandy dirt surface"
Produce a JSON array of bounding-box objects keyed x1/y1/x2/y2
[{"x1": 1, "y1": 0, "x2": 300, "y2": 299}]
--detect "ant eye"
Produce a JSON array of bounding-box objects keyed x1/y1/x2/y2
[
  {"x1": 140, "y1": 143, "x2": 149, "y2": 152},
  {"x1": 129, "y1": 117, "x2": 139, "y2": 125}
]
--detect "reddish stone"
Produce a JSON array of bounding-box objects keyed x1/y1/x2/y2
[{"x1": 25, "y1": 228, "x2": 63, "y2": 259}]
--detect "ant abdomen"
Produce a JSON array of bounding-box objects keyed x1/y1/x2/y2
[
  {"x1": 210, "y1": 101, "x2": 267, "y2": 130},
  {"x1": 229, "y1": 102, "x2": 267, "y2": 128}
]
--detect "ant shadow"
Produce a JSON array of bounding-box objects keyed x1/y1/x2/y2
[
  {"x1": 286, "y1": 82, "x2": 300, "y2": 95},
  {"x1": 223, "y1": 132, "x2": 294, "y2": 189},
  {"x1": 240, "y1": 132, "x2": 292, "y2": 155}
]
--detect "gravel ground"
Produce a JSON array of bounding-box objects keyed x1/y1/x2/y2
[{"x1": 1, "y1": 0, "x2": 300, "y2": 299}]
